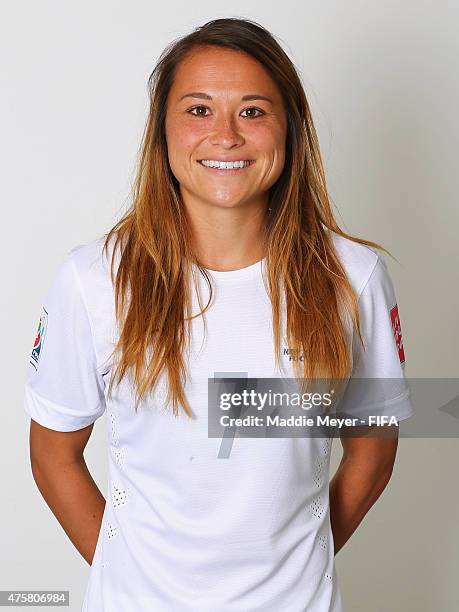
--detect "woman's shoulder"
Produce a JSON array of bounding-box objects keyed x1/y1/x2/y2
[
  {"x1": 60, "y1": 234, "x2": 120, "y2": 314},
  {"x1": 328, "y1": 229, "x2": 382, "y2": 298},
  {"x1": 66, "y1": 233, "x2": 118, "y2": 282}
]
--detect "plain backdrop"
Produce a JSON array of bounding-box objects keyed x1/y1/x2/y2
[{"x1": 2, "y1": 2, "x2": 458, "y2": 611}]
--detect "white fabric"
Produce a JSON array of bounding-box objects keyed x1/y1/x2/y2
[{"x1": 22, "y1": 231, "x2": 413, "y2": 611}]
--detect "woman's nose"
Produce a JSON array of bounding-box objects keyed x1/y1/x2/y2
[{"x1": 209, "y1": 116, "x2": 244, "y2": 148}]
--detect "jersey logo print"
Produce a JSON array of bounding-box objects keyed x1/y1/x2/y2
[
  {"x1": 29, "y1": 307, "x2": 48, "y2": 371},
  {"x1": 390, "y1": 304, "x2": 405, "y2": 364},
  {"x1": 283, "y1": 346, "x2": 304, "y2": 362}
]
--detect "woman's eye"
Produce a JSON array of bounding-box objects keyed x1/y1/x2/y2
[
  {"x1": 189, "y1": 105, "x2": 209, "y2": 117},
  {"x1": 188, "y1": 106, "x2": 264, "y2": 118},
  {"x1": 240, "y1": 107, "x2": 264, "y2": 118}
]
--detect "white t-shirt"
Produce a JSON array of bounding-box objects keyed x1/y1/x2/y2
[{"x1": 22, "y1": 230, "x2": 413, "y2": 611}]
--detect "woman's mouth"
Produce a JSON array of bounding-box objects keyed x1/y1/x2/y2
[{"x1": 197, "y1": 159, "x2": 255, "y2": 174}]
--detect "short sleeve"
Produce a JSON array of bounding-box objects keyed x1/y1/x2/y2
[
  {"x1": 337, "y1": 255, "x2": 414, "y2": 423},
  {"x1": 22, "y1": 250, "x2": 106, "y2": 432}
]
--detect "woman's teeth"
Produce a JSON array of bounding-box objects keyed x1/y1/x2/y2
[{"x1": 199, "y1": 160, "x2": 253, "y2": 169}]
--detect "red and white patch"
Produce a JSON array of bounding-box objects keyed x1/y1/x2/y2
[{"x1": 390, "y1": 304, "x2": 405, "y2": 364}]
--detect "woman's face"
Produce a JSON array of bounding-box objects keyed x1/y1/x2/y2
[{"x1": 165, "y1": 45, "x2": 287, "y2": 212}]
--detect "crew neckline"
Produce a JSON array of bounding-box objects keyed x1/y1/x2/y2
[{"x1": 194, "y1": 257, "x2": 266, "y2": 281}]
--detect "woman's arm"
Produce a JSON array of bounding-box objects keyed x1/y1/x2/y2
[
  {"x1": 29, "y1": 419, "x2": 106, "y2": 565},
  {"x1": 329, "y1": 425, "x2": 399, "y2": 556}
]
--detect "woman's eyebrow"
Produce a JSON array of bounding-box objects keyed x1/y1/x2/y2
[{"x1": 178, "y1": 92, "x2": 274, "y2": 104}]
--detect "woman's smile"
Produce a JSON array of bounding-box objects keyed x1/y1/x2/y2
[{"x1": 196, "y1": 158, "x2": 256, "y2": 175}]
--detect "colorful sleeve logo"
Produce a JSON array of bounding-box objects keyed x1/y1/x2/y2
[
  {"x1": 29, "y1": 307, "x2": 48, "y2": 370},
  {"x1": 390, "y1": 303, "x2": 405, "y2": 364}
]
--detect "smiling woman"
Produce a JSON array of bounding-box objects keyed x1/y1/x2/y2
[
  {"x1": 165, "y1": 46, "x2": 287, "y2": 218},
  {"x1": 23, "y1": 16, "x2": 413, "y2": 612}
]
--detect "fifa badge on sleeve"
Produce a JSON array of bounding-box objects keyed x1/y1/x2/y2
[
  {"x1": 390, "y1": 303, "x2": 405, "y2": 364},
  {"x1": 30, "y1": 307, "x2": 48, "y2": 370}
]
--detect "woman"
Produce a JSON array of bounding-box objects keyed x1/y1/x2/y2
[{"x1": 23, "y1": 17, "x2": 413, "y2": 612}]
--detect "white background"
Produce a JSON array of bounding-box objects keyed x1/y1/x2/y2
[{"x1": 2, "y1": 1, "x2": 458, "y2": 610}]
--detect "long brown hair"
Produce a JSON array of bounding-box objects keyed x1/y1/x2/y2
[{"x1": 103, "y1": 17, "x2": 391, "y2": 417}]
